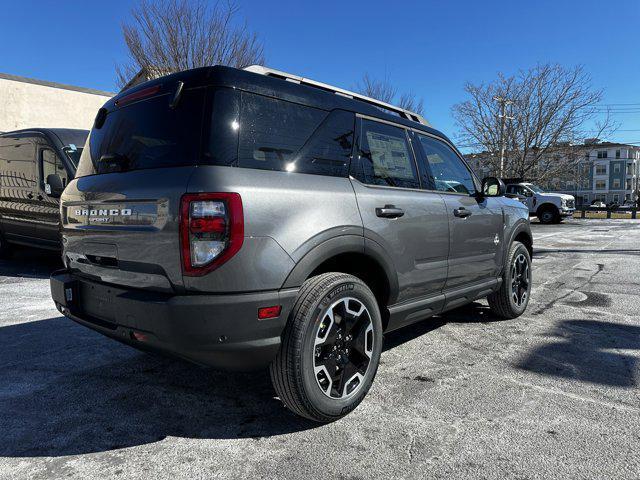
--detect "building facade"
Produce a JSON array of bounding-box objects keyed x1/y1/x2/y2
[
  {"x1": 0, "y1": 73, "x2": 114, "y2": 133},
  {"x1": 570, "y1": 144, "x2": 640, "y2": 206},
  {"x1": 465, "y1": 142, "x2": 640, "y2": 206}
]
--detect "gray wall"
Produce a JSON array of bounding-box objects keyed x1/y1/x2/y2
[{"x1": 0, "y1": 75, "x2": 113, "y2": 133}]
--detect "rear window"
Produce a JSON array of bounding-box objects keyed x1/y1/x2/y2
[
  {"x1": 76, "y1": 87, "x2": 354, "y2": 178},
  {"x1": 76, "y1": 88, "x2": 205, "y2": 177}
]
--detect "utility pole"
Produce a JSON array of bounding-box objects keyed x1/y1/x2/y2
[{"x1": 494, "y1": 96, "x2": 513, "y2": 178}]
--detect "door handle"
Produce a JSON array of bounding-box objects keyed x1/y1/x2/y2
[
  {"x1": 453, "y1": 207, "x2": 472, "y2": 218},
  {"x1": 376, "y1": 205, "x2": 405, "y2": 219}
]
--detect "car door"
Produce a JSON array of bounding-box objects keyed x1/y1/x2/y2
[
  {"x1": 350, "y1": 117, "x2": 449, "y2": 311},
  {"x1": 0, "y1": 133, "x2": 38, "y2": 242},
  {"x1": 413, "y1": 132, "x2": 503, "y2": 290},
  {"x1": 36, "y1": 145, "x2": 69, "y2": 246}
]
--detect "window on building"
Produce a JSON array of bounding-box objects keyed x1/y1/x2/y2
[
  {"x1": 616, "y1": 149, "x2": 621, "y2": 159},
  {"x1": 613, "y1": 178, "x2": 621, "y2": 189},
  {"x1": 581, "y1": 195, "x2": 590, "y2": 205},
  {"x1": 612, "y1": 194, "x2": 620, "y2": 203},
  {"x1": 614, "y1": 163, "x2": 621, "y2": 173},
  {"x1": 595, "y1": 180, "x2": 606, "y2": 190},
  {"x1": 626, "y1": 179, "x2": 632, "y2": 190},
  {"x1": 595, "y1": 164, "x2": 607, "y2": 175},
  {"x1": 595, "y1": 193, "x2": 606, "y2": 202},
  {"x1": 597, "y1": 150, "x2": 608, "y2": 159},
  {"x1": 627, "y1": 163, "x2": 633, "y2": 175}
]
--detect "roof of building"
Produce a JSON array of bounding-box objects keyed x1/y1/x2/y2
[
  {"x1": 0, "y1": 72, "x2": 114, "y2": 97},
  {"x1": 464, "y1": 142, "x2": 640, "y2": 159}
]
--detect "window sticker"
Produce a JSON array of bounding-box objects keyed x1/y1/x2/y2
[{"x1": 366, "y1": 131, "x2": 414, "y2": 180}]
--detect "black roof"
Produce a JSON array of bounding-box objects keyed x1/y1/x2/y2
[{"x1": 108, "y1": 66, "x2": 452, "y2": 145}]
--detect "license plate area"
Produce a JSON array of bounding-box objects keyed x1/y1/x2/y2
[{"x1": 79, "y1": 282, "x2": 116, "y2": 323}]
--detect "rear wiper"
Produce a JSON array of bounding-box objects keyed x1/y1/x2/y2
[{"x1": 98, "y1": 153, "x2": 131, "y2": 173}]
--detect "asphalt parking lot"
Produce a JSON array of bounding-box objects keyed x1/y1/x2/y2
[{"x1": 1, "y1": 219, "x2": 639, "y2": 479}]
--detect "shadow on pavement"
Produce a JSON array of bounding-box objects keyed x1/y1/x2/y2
[
  {"x1": 1, "y1": 301, "x2": 494, "y2": 458},
  {"x1": 516, "y1": 319, "x2": 640, "y2": 387},
  {"x1": 0, "y1": 247, "x2": 62, "y2": 280},
  {"x1": 0, "y1": 317, "x2": 316, "y2": 458}
]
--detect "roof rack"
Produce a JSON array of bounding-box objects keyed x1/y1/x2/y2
[{"x1": 243, "y1": 65, "x2": 429, "y2": 126}]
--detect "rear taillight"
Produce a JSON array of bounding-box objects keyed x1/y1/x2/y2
[{"x1": 180, "y1": 193, "x2": 244, "y2": 276}]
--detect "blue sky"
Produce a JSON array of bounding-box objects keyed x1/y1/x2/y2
[{"x1": 2, "y1": 0, "x2": 639, "y2": 145}]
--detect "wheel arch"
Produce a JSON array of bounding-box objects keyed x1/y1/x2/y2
[
  {"x1": 282, "y1": 236, "x2": 398, "y2": 330},
  {"x1": 506, "y1": 220, "x2": 533, "y2": 264}
]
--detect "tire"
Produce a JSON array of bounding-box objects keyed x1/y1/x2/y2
[
  {"x1": 270, "y1": 272, "x2": 383, "y2": 423},
  {"x1": 537, "y1": 205, "x2": 558, "y2": 224},
  {"x1": 487, "y1": 241, "x2": 532, "y2": 319}
]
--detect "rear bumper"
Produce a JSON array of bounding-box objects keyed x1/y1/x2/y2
[{"x1": 50, "y1": 270, "x2": 298, "y2": 371}]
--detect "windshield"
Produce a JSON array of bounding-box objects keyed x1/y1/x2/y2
[
  {"x1": 63, "y1": 146, "x2": 83, "y2": 167},
  {"x1": 527, "y1": 184, "x2": 545, "y2": 194}
]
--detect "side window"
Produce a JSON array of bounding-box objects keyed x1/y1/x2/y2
[
  {"x1": 0, "y1": 136, "x2": 36, "y2": 189},
  {"x1": 238, "y1": 92, "x2": 329, "y2": 173},
  {"x1": 355, "y1": 119, "x2": 420, "y2": 189},
  {"x1": 416, "y1": 134, "x2": 476, "y2": 195},
  {"x1": 41, "y1": 148, "x2": 69, "y2": 188},
  {"x1": 288, "y1": 110, "x2": 354, "y2": 177}
]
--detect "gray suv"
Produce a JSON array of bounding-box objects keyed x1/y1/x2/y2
[{"x1": 50, "y1": 65, "x2": 532, "y2": 422}]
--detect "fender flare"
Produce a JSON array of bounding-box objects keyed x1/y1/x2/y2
[
  {"x1": 504, "y1": 219, "x2": 533, "y2": 269},
  {"x1": 281, "y1": 235, "x2": 399, "y2": 303}
]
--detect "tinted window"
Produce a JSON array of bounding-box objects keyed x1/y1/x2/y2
[
  {"x1": 286, "y1": 110, "x2": 354, "y2": 176},
  {"x1": 238, "y1": 93, "x2": 328, "y2": 173},
  {"x1": 76, "y1": 88, "x2": 205, "y2": 177},
  {"x1": 41, "y1": 148, "x2": 69, "y2": 188},
  {"x1": 204, "y1": 88, "x2": 240, "y2": 167},
  {"x1": 0, "y1": 136, "x2": 36, "y2": 188},
  {"x1": 417, "y1": 134, "x2": 475, "y2": 194},
  {"x1": 356, "y1": 120, "x2": 419, "y2": 189}
]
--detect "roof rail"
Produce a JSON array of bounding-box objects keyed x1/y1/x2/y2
[{"x1": 243, "y1": 65, "x2": 429, "y2": 126}]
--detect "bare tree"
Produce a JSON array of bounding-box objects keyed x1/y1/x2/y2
[
  {"x1": 356, "y1": 74, "x2": 425, "y2": 116},
  {"x1": 116, "y1": 0, "x2": 265, "y2": 88},
  {"x1": 452, "y1": 64, "x2": 615, "y2": 182}
]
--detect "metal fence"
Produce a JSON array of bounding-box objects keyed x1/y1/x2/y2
[{"x1": 573, "y1": 208, "x2": 639, "y2": 219}]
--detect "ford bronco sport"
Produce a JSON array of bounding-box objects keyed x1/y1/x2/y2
[{"x1": 50, "y1": 65, "x2": 533, "y2": 422}]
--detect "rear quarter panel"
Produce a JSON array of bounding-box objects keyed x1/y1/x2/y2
[{"x1": 184, "y1": 166, "x2": 363, "y2": 293}]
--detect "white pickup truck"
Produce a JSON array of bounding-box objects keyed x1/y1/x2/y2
[{"x1": 505, "y1": 182, "x2": 575, "y2": 224}]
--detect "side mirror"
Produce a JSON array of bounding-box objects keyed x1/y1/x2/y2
[
  {"x1": 481, "y1": 177, "x2": 505, "y2": 197},
  {"x1": 45, "y1": 173, "x2": 64, "y2": 197}
]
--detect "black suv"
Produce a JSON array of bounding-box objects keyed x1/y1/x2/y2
[{"x1": 50, "y1": 66, "x2": 532, "y2": 422}]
